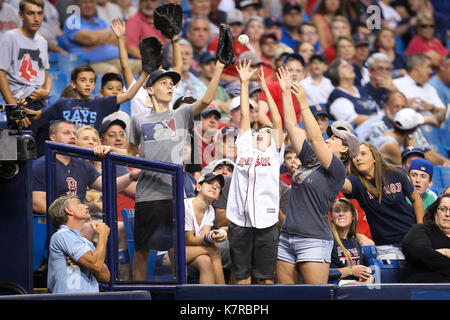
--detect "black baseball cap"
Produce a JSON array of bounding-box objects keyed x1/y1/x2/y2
[
  {"x1": 146, "y1": 69, "x2": 181, "y2": 88},
  {"x1": 283, "y1": 52, "x2": 306, "y2": 67},
  {"x1": 99, "y1": 118, "x2": 126, "y2": 137},
  {"x1": 310, "y1": 104, "x2": 329, "y2": 118},
  {"x1": 401, "y1": 147, "x2": 425, "y2": 164},
  {"x1": 197, "y1": 172, "x2": 225, "y2": 188},
  {"x1": 199, "y1": 51, "x2": 216, "y2": 64},
  {"x1": 282, "y1": 1, "x2": 302, "y2": 14},
  {"x1": 310, "y1": 53, "x2": 327, "y2": 64}
]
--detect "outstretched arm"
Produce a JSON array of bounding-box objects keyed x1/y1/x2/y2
[
  {"x1": 111, "y1": 18, "x2": 134, "y2": 90},
  {"x1": 236, "y1": 59, "x2": 258, "y2": 134},
  {"x1": 278, "y1": 66, "x2": 306, "y2": 155},
  {"x1": 192, "y1": 60, "x2": 225, "y2": 116},
  {"x1": 291, "y1": 81, "x2": 333, "y2": 169},
  {"x1": 116, "y1": 72, "x2": 148, "y2": 105},
  {"x1": 259, "y1": 66, "x2": 283, "y2": 149}
]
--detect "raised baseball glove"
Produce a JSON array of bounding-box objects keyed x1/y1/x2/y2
[
  {"x1": 216, "y1": 24, "x2": 235, "y2": 67},
  {"x1": 153, "y1": 3, "x2": 182, "y2": 40},
  {"x1": 140, "y1": 36, "x2": 165, "y2": 74}
]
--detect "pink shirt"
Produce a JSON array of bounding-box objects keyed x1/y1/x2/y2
[{"x1": 125, "y1": 11, "x2": 167, "y2": 48}]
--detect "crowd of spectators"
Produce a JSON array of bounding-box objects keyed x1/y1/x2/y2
[{"x1": 1, "y1": 0, "x2": 449, "y2": 291}]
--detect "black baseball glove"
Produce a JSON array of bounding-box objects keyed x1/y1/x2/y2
[
  {"x1": 154, "y1": 3, "x2": 182, "y2": 39},
  {"x1": 216, "y1": 24, "x2": 235, "y2": 67},
  {"x1": 140, "y1": 36, "x2": 165, "y2": 74}
]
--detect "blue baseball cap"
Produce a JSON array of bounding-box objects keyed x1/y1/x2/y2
[
  {"x1": 283, "y1": 53, "x2": 305, "y2": 67},
  {"x1": 408, "y1": 158, "x2": 433, "y2": 178},
  {"x1": 146, "y1": 69, "x2": 181, "y2": 88}
]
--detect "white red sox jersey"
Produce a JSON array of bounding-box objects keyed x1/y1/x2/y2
[{"x1": 226, "y1": 129, "x2": 284, "y2": 229}]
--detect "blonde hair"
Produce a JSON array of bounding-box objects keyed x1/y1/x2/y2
[
  {"x1": 76, "y1": 126, "x2": 101, "y2": 173},
  {"x1": 329, "y1": 198, "x2": 358, "y2": 265}
]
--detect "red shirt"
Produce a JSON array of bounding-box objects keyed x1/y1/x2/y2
[
  {"x1": 125, "y1": 11, "x2": 167, "y2": 49},
  {"x1": 259, "y1": 81, "x2": 302, "y2": 127},
  {"x1": 335, "y1": 191, "x2": 372, "y2": 240},
  {"x1": 405, "y1": 35, "x2": 448, "y2": 59},
  {"x1": 280, "y1": 172, "x2": 292, "y2": 186},
  {"x1": 116, "y1": 167, "x2": 135, "y2": 221}
]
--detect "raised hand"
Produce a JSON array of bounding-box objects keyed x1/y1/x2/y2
[
  {"x1": 236, "y1": 58, "x2": 258, "y2": 83},
  {"x1": 258, "y1": 65, "x2": 268, "y2": 92},
  {"x1": 291, "y1": 81, "x2": 308, "y2": 105},
  {"x1": 276, "y1": 66, "x2": 292, "y2": 92},
  {"x1": 111, "y1": 17, "x2": 125, "y2": 38}
]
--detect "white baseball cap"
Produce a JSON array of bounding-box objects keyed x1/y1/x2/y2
[
  {"x1": 229, "y1": 96, "x2": 255, "y2": 112},
  {"x1": 394, "y1": 108, "x2": 424, "y2": 130}
]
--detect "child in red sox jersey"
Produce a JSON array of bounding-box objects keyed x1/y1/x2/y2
[{"x1": 226, "y1": 62, "x2": 284, "y2": 285}]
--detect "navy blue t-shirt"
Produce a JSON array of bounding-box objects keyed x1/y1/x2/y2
[
  {"x1": 32, "y1": 156, "x2": 101, "y2": 202},
  {"x1": 41, "y1": 96, "x2": 118, "y2": 130},
  {"x1": 325, "y1": 86, "x2": 379, "y2": 120},
  {"x1": 363, "y1": 83, "x2": 388, "y2": 110},
  {"x1": 330, "y1": 237, "x2": 367, "y2": 281},
  {"x1": 344, "y1": 169, "x2": 416, "y2": 245}
]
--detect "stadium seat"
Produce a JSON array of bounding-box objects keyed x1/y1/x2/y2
[
  {"x1": 33, "y1": 214, "x2": 47, "y2": 271},
  {"x1": 362, "y1": 245, "x2": 405, "y2": 283},
  {"x1": 49, "y1": 53, "x2": 86, "y2": 75},
  {"x1": 49, "y1": 72, "x2": 69, "y2": 104},
  {"x1": 440, "y1": 166, "x2": 450, "y2": 187}
]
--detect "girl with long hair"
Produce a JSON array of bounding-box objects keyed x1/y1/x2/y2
[{"x1": 341, "y1": 142, "x2": 424, "y2": 259}]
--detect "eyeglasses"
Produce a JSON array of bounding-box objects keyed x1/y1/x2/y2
[
  {"x1": 437, "y1": 207, "x2": 450, "y2": 214},
  {"x1": 107, "y1": 131, "x2": 126, "y2": 138},
  {"x1": 418, "y1": 24, "x2": 435, "y2": 29},
  {"x1": 374, "y1": 66, "x2": 392, "y2": 72}
]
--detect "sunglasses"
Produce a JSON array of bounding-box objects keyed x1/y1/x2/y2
[{"x1": 419, "y1": 24, "x2": 435, "y2": 28}]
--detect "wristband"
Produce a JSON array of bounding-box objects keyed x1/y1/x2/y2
[
  {"x1": 171, "y1": 37, "x2": 180, "y2": 43},
  {"x1": 129, "y1": 173, "x2": 138, "y2": 182},
  {"x1": 348, "y1": 265, "x2": 353, "y2": 276}
]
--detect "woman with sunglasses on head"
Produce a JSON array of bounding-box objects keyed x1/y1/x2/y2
[
  {"x1": 226, "y1": 61, "x2": 284, "y2": 285},
  {"x1": 404, "y1": 14, "x2": 447, "y2": 69},
  {"x1": 401, "y1": 193, "x2": 450, "y2": 283},
  {"x1": 276, "y1": 66, "x2": 360, "y2": 284}
]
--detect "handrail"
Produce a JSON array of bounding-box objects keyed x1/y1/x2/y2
[{"x1": 44, "y1": 141, "x2": 186, "y2": 290}]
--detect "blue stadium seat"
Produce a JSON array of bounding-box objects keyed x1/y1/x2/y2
[
  {"x1": 49, "y1": 72, "x2": 69, "y2": 104},
  {"x1": 420, "y1": 124, "x2": 441, "y2": 146},
  {"x1": 433, "y1": 166, "x2": 444, "y2": 190},
  {"x1": 49, "y1": 53, "x2": 86, "y2": 75},
  {"x1": 33, "y1": 214, "x2": 47, "y2": 271},
  {"x1": 440, "y1": 166, "x2": 450, "y2": 188},
  {"x1": 362, "y1": 245, "x2": 405, "y2": 283},
  {"x1": 120, "y1": 209, "x2": 170, "y2": 281}
]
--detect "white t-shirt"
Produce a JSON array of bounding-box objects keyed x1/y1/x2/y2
[
  {"x1": 393, "y1": 74, "x2": 445, "y2": 110},
  {"x1": 300, "y1": 75, "x2": 334, "y2": 106},
  {"x1": 126, "y1": 78, "x2": 153, "y2": 118},
  {"x1": 226, "y1": 129, "x2": 284, "y2": 229},
  {"x1": 184, "y1": 198, "x2": 215, "y2": 237},
  {"x1": 96, "y1": 2, "x2": 123, "y2": 25}
]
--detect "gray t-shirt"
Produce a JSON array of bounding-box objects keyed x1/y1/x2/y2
[
  {"x1": 0, "y1": 29, "x2": 49, "y2": 99},
  {"x1": 281, "y1": 140, "x2": 346, "y2": 241},
  {"x1": 129, "y1": 104, "x2": 194, "y2": 202}
]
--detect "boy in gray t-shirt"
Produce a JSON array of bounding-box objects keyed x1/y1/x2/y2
[
  {"x1": 0, "y1": 0, "x2": 51, "y2": 157},
  {"x1": 95, "y1": 62, "x2": 225, "y2": 281}
]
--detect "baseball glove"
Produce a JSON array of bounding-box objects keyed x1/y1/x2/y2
[
  {"x1": 140, "y1": 36, "x2": 165, "y2": 74},
  {"x1": 154, "y1": 3, "x2": 182, "y2": 40},
  {"x1": 216, "y1": 24, "x2": 235, "y2": 67}
]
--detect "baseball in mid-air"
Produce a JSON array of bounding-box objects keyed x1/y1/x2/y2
[{"x1": 238, "y1": 34, "x2": 249, "y2": 46}]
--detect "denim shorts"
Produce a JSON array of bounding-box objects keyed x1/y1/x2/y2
[{"x1": 277, "y1": 232, "x2": 333, "y2": 264}]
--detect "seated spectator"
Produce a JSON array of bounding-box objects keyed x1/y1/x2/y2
[
  {"x1": 0, "y1": 0, "x2": 21, "y2": 37},
  {"x1": 47, "y1": 194, "x2": 110, "y2": 293},
  {"x1": 329, "y1": 198, "x2": 374, "y2": 285},
  {"x1": 351, "y1": 32, "x2": 370, "y2": 87},
  {"x1": 259, "y1": 32, "x2": 279, "y2": 82},
  {"x1": 401, "y1": 146, "x2": 426, "y2": 172},
  {"x1": 428, "y1": 53, "x2": 450, "y2": 106},
  {"x1": 298, "y1": 21, "x2": 322, "y2": 53},
  {"x1": 300, "y1": 53, "x2": 334, "y2": 106},
  {"x1": 23, "y1": 65, "x2": 147, "y2": 132},
  {"x1": 324, "y1": 57, "x2": 380, "y2": 127},
  {"x1": 295, "y1": 41, "x2": 315, "y2": 73},
  {"x1": 213, "y1": 126, "x2": 239, "y2": 163},
  {"x1": 311, "y1": 0, "x2": 344, "y2": 55},
  {"x1": 227, "y1": 95, "x2": 258, "y2": 130},
  {"x1": 198, "y1": 51, "x2": 230, "y2": 114},
  {"x1": 186, "y1": 15, "x2": 212, "y2": 75},
  {"x1": 334, "y1": 35, "x2": 355, "y2": 63},
  {"x1": 404, "y1": 14, "x2": 448, "y2": 68},
  {"x1": 125, "y1": 0, "x2": 166, "y2": 59},
  {"x1": 185, "y1": 173, "x2": 227, "y2": 284},
  {"x1": 393, "y1": 54, "x2": 446, "y2": 122},
  {"x1": 401, "y1": 193, "x2": 450, "y2": 283},
  {"x1": 363, "y1": 53, "x2": 397, "y2": 110},
  {"x1": 236, "y1": 0, "x2": 261, "y2": 22},
  {"x1": 170, "y1": 39, "x2": 207, "y2": 102},
  {"x1": 201, "y1": 158, "x2": 235, "y2": 178},
  {"x1": 114, "y1": 0, "x2": 137, "y2": 21},
  {"x1": 273, "y1": 46, "x2": 293, "y2": 70},
  {"x1": 280, "y1": 1, "x2": 303, "y2": 49},
  {"x1": 342, "y1": 142, "x2": 424, "y2": 259},
  {"x1": 243, "y1": 15, "x2": 265, "y2": 58},
  {"x1": 378, "y1": 0, "x2": 401, "y2": 29},
  {"x1": 59, "y1": 0, "x2": 140, "y2": 74},
  {"x1": 372, "y1": 107, "x2": 424, "y2": 165},
  {"x1": 185, "y1": 0, "x2": 219, "y2": 41},
  {"x1": 259, "y1": 53, "x2": 306, "y2": 128},
  {"x1": 366, "y1": 90, "x2": 450, "y2": 167},
  {"x1": 96, "y1": 0, "x2": 122, "y2": 25},
  {"x1": 406, "y1": 158, "x2": 438, "y2": 209},
  {"x1": 264, "y1": 16, "x2": 283, "y2": 44},
  {"x1": 279, "y1": 144, "x2": 300, "y2": 186},
  {"x1": 372, "y1": 27, "x2": 407, "y2": 78},
  {"x1": 39, "y1": 0, "x2": 67, "y2": 53},
  {"x1": 194, "y1": 104, "x2": 221, "y2": 168},
  {"x1": 321, "y1": 15, "x2": 350, "y2": 64}
]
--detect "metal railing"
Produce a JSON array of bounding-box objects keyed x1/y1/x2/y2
[{"x1": 44, "y1": 141, "x2": 186, "y2": 291}]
